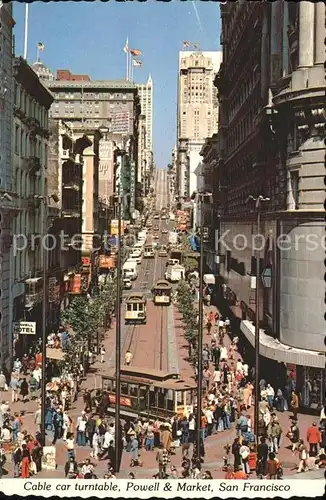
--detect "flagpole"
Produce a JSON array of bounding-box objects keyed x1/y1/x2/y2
[
  {"x1": 129, "y1": 52, "x2": 132, "y2": 81},
  {"x1": 126, "y1": 49, "x2": 129, "y2": 81},
  {"x1": 24, "y1": 3, "x2": 29, "y2": 60},
  {"x1": 37, "y1": 46, "x2": 40, "y2": 62},
  {"x1": 131, "y1": 58, "x2": 134, "y2": 83}
]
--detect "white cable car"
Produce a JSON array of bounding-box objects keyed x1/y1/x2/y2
[
  {"x1": 125, "y1": 293, "x2": 147, "y2": 324},
  {"x1": 153, "y1": 280, "x2": 172, "y2": 306},
  {"x1": 144, "y1": 244, "x2": 155, "y2": 258}
]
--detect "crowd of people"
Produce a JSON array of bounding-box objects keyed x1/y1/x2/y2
[{"x1": 0, "y1": 303, "x2": 325, "y2": 480}]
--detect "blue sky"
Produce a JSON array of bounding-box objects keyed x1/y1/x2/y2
[{"x1": 13, "y1": 0, "x2": 221, "y2": 168}]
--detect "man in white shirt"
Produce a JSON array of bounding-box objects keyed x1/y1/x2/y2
[
  {"x1": 243, "y1": 363, "x2": 249, "y2": 377},
  {"x1": 266, "y1": 384, "x2": 275, "y2": 409},
  {"x1": 205, "y1": 407, "x2": 214, "y2": 436},
  {"x1": 76, "y1": 411, "x2": 87, "y2": 446}
]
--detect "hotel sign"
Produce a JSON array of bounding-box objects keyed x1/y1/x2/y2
[
  {"x1": 129, "y1": 161, "x2": 136, "y2": 216},
  {"x1": 13, "y1": 321, "x2": 36, "y2": 336}
]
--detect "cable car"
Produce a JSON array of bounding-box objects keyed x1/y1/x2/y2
[
  {"x1": 153, "y1": 279, "x2": 172, "y2": 305},
  {"x1": 144, "y1": 244, "x2": 155, "y2": 258},
  {"x1": 101, "y1": 369, "x2": 196, "y2": 420},
  {"x1": 125, "y1": 293, "x2": 147, "y2": 324}
]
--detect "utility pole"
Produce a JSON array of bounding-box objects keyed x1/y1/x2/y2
[
  {"x1": 247, "y1": 194, "x2": 269, "y2": 443},
  {"x1": 196, "y1": 192, "x2": 212, "y2": 457},
  {"x1": 40, "y1": 197, "x2": 48, "y2": 449},
  {"x1": 114, "y1": 157, "x2": 123, "y2": 472}
]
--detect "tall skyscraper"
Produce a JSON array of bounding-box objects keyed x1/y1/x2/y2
[
  {"x1": 176, "y1": 51, "x2": 222, "y2": 198},
  {"x1": 137, "y1": 75, "x2": 153, "y2": 191},
  {"x1": 137, "y1": 75, "x2": 153, "y2": 153}
]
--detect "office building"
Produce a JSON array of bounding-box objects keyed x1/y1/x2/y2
[
  {"x1": 176, "y1": 50, "x2": 222, "y2": 198},
  {"x1": 215, "y1": 1, "x2": 325, "y2": 409}
]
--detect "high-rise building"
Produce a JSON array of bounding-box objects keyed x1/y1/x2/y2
[
  {"x1": 176, "y1": 51, "x2": 222, "y2": 198},
  {"x1": 0, "y1": 2, "x2": 16, "y2": 366},
  {"x1": 215, "y1": 2, "x2": 325, "y2": 409},
  {"x1": 137, "y1": 75, "x2": 153, "y2": 192}
]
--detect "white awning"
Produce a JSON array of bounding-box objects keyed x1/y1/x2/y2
[
  {"x1": 203, "y1": 274, "x2": 215, "y2": 285},
  {"x1": 240, "y1": 320, "x2": 325, "y2": 369},
  {"x1": 25, "y1": 277, "x2": 42, "y2": 284}
]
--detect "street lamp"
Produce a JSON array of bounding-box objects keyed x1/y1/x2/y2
[
  {"x1": 195, "y1": 191, "x2": 212, "y2": 459},
  {"x1": 35, "y1": 193, "x2": 59, "y2": 449},
  {"x1": 246, "y1": 194, "x2": 270, "y2": 443},
  {"x1": 113, "y1": 151, "x2": 125, "y2": 473}
]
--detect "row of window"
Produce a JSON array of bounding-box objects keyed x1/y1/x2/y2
[
  {"x1": 14, "y1": 82, "x2": 49, "y2": 129},
  {"x1": 14, "y1": 123, "x2": 48, "y2": 162},
  {"x1": 226, "y1": 99, "x2": 259, "y2": 154},
  {"x1": 57, "y1": 92, "x2": 129, "y2": 100},
  {"x1": 228, "y1": 65, "x2": 260, "y2": 122}
]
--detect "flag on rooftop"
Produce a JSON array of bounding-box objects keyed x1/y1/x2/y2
[
  {"x1": 37, "y1": 42, "x2": 45, "y2": 51},
  {"x1": 132, "y1": 59, "x2": 142, "y2": 67},
  {"x1": 123, "y1": 37, "x2": 129, "y2": 54},
  {"x1": 130, "y1": 49, "x2": 142, "y2": 57},
  {"x1": 183, "y1": 41, "x2": 191, "y2": 48}
]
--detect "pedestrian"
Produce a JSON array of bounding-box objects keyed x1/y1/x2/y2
[
  {"x1": 34, "y1": 405, "x2": 42, "y2": 433},
  {"x1": 12, "y1": 443, "x2": 22, "y2": 478},
  {"x1": 306, "y1": 422, "x2": 321, "y2": 457},
  {"x1": 66, "y1": 432, "x2": 75, "y2": 459},
  {"x1": 232, "y1": 437, "x2": 241, "y2": 471},
  {"x1": 20, "y1": 378, "x2": 29, "y2": 402},
  {"x1": 100, "y1": 346, "x2": 106, "y2": 363},
  {"x1": 91, "y1": 431, "x2": 99, "y2": 460},
  {"x1": 267, "y1": 416, "x2": 282, "y2": 454},
  {"x1": 83, "y1": 389, "x2": 92, "y2": 413},
  {"x1": 297, "y1": 439, "x2": 308, "y2": 473},
  {"x1": 52, "y1": 408, "x2": 63, "y2": 444},
  {"x1": 240, "y1": 441, "x2": 250, "y2": 474},
  {"x1": 10, "y1": 374, "x2": 19, "y2": 403},
  {"x1": 266, "y1": 452, "x2": 278, "y2": 479},
  {"x1": 156, "y1": 443, "x2": 169, "y2": 478},
  {"x1": 0, "y1": 444, "x2": 6, "y2": 478},
  {"x1": 257, "y1": 437, "x2": 268, "y2": 477},
  {"x1": 202, "y1": 367, "x2": 211, "y2": 392},
  {"x1": 21, "y1": 443, "x2": 31, "y2": 478},
  {"x1": 266, "y1": 384, "x2": 275, "y2": 409},
  {"x1": 290, "y1": 391, "x2": 299, "y2": 419},
  {"x1": 0, "y1": 371, "x2": 7, "y2": 392},
  {"x1": 130, "y1": 431, "x2": 140, "y2": 466},
  {"x1": 275, "y1": 388, "x2": 285, "y2": 412},
  {"x1": 124, "y1": 350, "x2": 133, "y2": 366},
  {"x1": 12, "y1": 413, "x2": 21, "y2": 442},
  {"x1": 287, "y1": 418, "x2": 300, "y2": 453},
  {"x1": 65, "y1": 456, "x2": 78, "y2": 478}
]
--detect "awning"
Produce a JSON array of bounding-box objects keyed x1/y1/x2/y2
[
  {"x1": 25, "y1": 277, "x2": 42, "y2": 284},
  {"x1": 203, "y1": 274, "x2": 215, "y2": 285},
  {"x1": 46, "y1": 348, "x2": 65, "y2": 361},
  {"x1": 240, "y1": 320, "x2": 325, "y2": 369}
]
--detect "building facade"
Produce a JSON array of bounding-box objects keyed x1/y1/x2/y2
[
  {"x1": 176, "y1": 50, "x2": 222, "y2": 198},
  {"x1": 0, "y1": 3, "x2": 16, "y2": 366},
  {"x1": 45, "y1": 72, "x2": 140, "y2": 218},
  {"x1": 11, "y1": 57, "x2": 54, "y2": 359},
  {"x1": 215, "y1": 1, "x2": 325, "y2": 409}
]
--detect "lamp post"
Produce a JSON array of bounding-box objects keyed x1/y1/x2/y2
[
  {"x1": 114, "y1": 152, "x2": 124, "y2": 473},
  {"x1": 37, "y1": 193, "x2": 59, "y2": 448},
  {"x1": 246, "y1": 194, "x2": 269, "y2": 443},
  {"x1": 195, "y1": 191, "x2": 212, "y2": 458}
]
